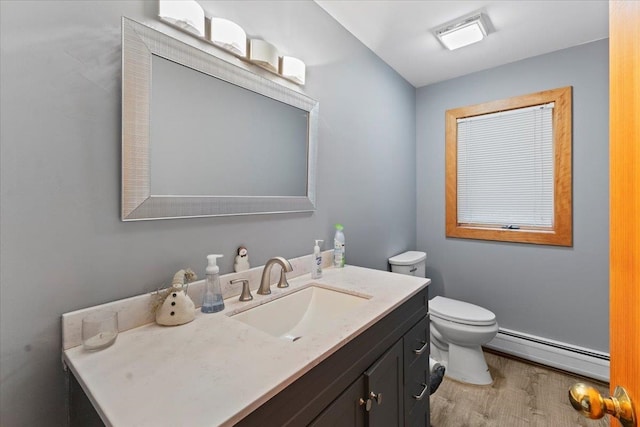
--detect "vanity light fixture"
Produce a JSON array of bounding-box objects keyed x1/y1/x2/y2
[
  {"x1": 279, "y1": 56, "x2": 306, "y2": 85},
  {"x1": 156, "y1": 1, "x2": 305, "y2": 86},
  {"x1": 434, "y1": 13, "x2": 491, "y2": 50},
  {"x1": 158, "y1": 0, "x2": 205, "y2": 37},
  {"x1": 208, "y1": 17, "x2": 247, "y2": 57},
  {"x1": 248, "y1": 39, "x2": 280, "y2": 73}
]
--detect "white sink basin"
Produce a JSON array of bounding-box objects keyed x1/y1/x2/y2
[{"x1": 230, "y1": 285, "x2": 370, "y2": 341}]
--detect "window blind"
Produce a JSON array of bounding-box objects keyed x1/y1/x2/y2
[{"x1": 457, "y1": 103, "x2": 554, "y2": 228}]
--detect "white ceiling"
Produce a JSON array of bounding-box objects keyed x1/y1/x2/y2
[{"x1": 315, "y1": 0, "x2": 609, "y2": 88}]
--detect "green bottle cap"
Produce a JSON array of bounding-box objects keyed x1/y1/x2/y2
[{"x1": 335, "y1": 223, "x2": 344, "y2": 230}]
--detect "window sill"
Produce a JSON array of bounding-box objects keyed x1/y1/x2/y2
[{"x1": 446, "y1": 224, "x2": 572, "y2": 247}]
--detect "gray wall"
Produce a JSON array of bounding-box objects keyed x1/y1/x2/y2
[
  {"x1": 0, "y1": 1, "x2": 416, "y2": 425},
  {"x1": 416, "y1": 39, "x2": 609, "y2": 352}
]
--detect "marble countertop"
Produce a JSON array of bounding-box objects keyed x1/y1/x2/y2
[{"x1": 62, "y1": 265, "x2": 429, "y2": 427}]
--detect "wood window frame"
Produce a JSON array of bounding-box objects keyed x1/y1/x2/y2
[{"x1": 445, "y1": 86, "x2": 573, "y2": 246}]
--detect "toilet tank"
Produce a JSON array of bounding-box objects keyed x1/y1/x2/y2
[{"x1": 388, "y1": 251, "x2": 427, "y2": 277}]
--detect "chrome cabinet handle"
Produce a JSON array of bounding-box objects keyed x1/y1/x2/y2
[
  {"x1": 413, "y1": 383, "x2": 428, "y2": 401},
  {"x1": 413, "y1": 341, "x2": 428, "y2": 355}
]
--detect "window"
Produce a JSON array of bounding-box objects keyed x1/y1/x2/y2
[{"x1": 445, "y1": 87, "x2": 572, "y2": 246}]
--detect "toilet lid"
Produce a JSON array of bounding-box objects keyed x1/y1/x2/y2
[
  {"x1": 388, "y1": 251, "x2": 426, "y2": 266},
  {"x1": 429, "y1": 296, "x2": 496, "y2": 326}
]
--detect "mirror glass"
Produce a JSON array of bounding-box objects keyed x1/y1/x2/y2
[
  {"x1": 150, "y1": 55, "x2": 309, "y2": 197},
  {"x1": 122, "y1": 18, "x2": 318, "y2": 220}
]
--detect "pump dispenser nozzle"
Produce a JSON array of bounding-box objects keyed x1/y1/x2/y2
[
  {"x1": 202, "y1": 254, "x2": 224, "y2": 313},
  {"x1": 206, "y1": 254, "x2": 223, "y2": 274}
]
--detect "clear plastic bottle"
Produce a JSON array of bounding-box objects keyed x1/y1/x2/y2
[
  {"x1": 333, "y1": 224, "x2": 345, "y2": 268},
  {"x1": 311, "y1": 239, "x2": 323, "y2": 279},
  {"x1": 201, "y1": 254, "x2": 224, "y2": 313}
]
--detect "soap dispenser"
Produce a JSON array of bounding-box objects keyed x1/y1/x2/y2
[
  {"x1": 311, "y1": 240, "x2": 324, "y2": 279},
  {"x1": 333, "y1": 224, "x2": 345, "y2": 268},
  {"x1": 202, "y1": 254, "x2": 224, "y2": 313}
]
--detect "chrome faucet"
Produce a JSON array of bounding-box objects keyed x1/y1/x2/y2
[{"x1": 258, "y1": 257, "x2": 293, "y2": 295}]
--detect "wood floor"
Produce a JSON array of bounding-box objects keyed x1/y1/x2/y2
[{"x1": 430, "y1": 351, "x2": 610, "y2": 427}]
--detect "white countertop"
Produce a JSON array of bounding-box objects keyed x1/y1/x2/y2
[{"x1": 63, "y1": 265, "x2": 429, "y2": 427}]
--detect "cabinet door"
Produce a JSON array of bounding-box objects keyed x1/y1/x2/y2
[
  {"x1": 309, "y1": 376, "x2": 366, "y2": 427},
  {"x1": 365, "y1": 339, "x2": 404, "y2": 427}
]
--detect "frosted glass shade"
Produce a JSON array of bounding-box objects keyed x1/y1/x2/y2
[
  {"x1": 435, "y1": 14, "x2": 489, "y2": 50},
  {"x1": 208, "y1": 17, "x2": 247, "y2": 57},
  {"x1": 248, "y1": 39, "x2": 279, "y2": 73},
  {"x1": 158, "y1": 0, "x2": 205, "y2": 37},
  {"x1": 439, "y1": 22, "x2": 485, "y2": 50},
  {"x1": 280, "y1": 56, "x2": 306, "y2": 85}
]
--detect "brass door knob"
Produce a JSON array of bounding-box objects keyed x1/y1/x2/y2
[{"x1": 569, "y1": 383, "x2": 636, "y2": 427}]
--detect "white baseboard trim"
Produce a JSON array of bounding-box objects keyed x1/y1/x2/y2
[{"x1": 484, "y1": 328, "x2": 610, "y2": 382}]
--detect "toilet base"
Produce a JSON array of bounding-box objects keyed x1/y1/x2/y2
[
  {"x1": 429, "y1": 343, "x2": 447, "y2": 367},
  {"x1": 445, "y1": 344, "x2": 493, "y2": 385}
]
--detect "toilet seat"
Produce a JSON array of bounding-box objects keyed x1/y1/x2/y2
[{"x1": 430, "y1": 296, "x2": 496, "y2": 326}]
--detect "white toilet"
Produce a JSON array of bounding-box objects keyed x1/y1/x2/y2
[{"x1": 389, "y1": 251, "x2": 499, "y2": 386}]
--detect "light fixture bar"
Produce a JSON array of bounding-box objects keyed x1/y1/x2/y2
[
  {"x1": 156, "y1": 0, "x2": 306, "y2": 86},
  {"x1": 435, "y1": 13, "x2": 490, "y2": 50}
]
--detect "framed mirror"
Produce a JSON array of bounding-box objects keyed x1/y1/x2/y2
[{"x1": 121, "y1": 18, "x2": 318, "y2": 221}]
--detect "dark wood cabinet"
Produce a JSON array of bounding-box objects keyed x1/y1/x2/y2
[
  {"x1": 239, "y1": 287, "x2": 430, "y2": 427},
  {"x1": 312, "y1": 338, "x2": 408, "y2": 427}
]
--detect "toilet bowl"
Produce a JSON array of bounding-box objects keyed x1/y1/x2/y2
[
  {"x1": 388, "y1": 251, "x2": 499, "y2": 386},
  {"x1": 429, "y1": 296, "x2": 498, "y2": 385}
]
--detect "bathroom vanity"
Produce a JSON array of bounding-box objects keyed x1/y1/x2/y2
[
  {"x1": 62, "y1": 264, "x2": 430, "y2": 426},
  {"x1": 237, "y1": 285, "x2": 430, "y2": 427}
]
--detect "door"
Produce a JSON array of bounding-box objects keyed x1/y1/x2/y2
[
  {"x1": 573, "y1": 3, "x2": 639, "y2": 425},
  {"x1": 365, "y1": 340, "x2": 404, "y2": 427},
  {"x1": 609, "y1": 0, "x2": 639, "y2": 426},
  {"x1": 309, "y1": 376, "x2": 366, "y2": 427}
]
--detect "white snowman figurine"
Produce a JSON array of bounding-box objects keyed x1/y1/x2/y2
[
  {"x1": 234, "y1": 246, "x2": 250, "y2": 272},
  {"x1": 155, "y1": 269, "x2": 196, "y2": 326}
]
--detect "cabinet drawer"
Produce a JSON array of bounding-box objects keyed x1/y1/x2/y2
[
  {"x1": 404, "y1": 315, "x2": 429, "y2": 370},
  {"x1": 404, "y1": 352, "x2": 429, "y2": 422},
  {"x1": 403, "y1": 315, "x2": 429, "y2": 423}
]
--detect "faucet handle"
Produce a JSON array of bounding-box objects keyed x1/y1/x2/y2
[
  {"x1": 277, "y1": 269, "x2": 290, "y2": 288},
  {"x1": 231, "y1": 279, "x2": 253, "y2": 301}
]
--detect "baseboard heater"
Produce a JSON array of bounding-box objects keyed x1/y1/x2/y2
[{"x1": 484, "y1": 328, "x2": 610, "y2": 383}]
